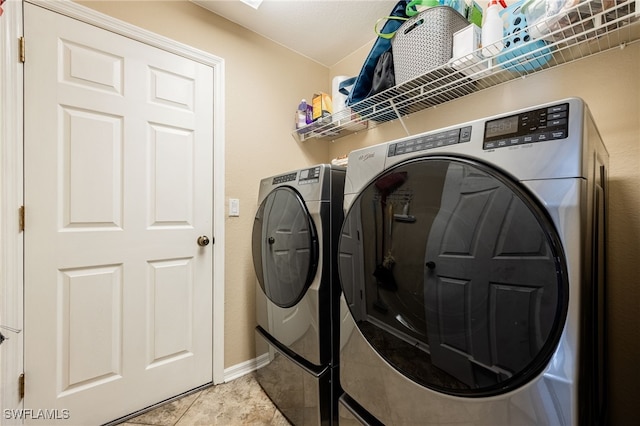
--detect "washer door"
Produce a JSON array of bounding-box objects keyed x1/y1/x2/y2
[
  {"x1": 253, "y1": 186, "x2": 319, "y2": 308},
  {"x1": 339, "y1": 157, "x2": 568, "y2": 397}
]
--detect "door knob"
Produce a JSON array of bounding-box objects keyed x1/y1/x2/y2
[{"x1": 197, "y1": 236, "x2": 210, "y2": 247}]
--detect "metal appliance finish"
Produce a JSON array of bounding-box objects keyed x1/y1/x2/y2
[
  {"x1": 253, "y1": 164, "x2": 345, "y2": 426},
  {"x1": 337, "y1": 98, "x2": 608, "y2": 425}
]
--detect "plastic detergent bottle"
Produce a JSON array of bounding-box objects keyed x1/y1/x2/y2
[
  {"x1": 481, "y1": 0, "x2": 506, "y2": 57},
  {"x1": 296, "y1": 99, "x2": 308, "y2": 129}
]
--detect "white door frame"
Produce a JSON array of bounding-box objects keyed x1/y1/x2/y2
[
  {"x1": 0, "y1": 0, "x2": 226, "y2": 415},
  {"x1": 0, "y1": 0, "x2": 26, "y2": 422}
]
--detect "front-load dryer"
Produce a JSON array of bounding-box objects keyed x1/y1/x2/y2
[
  {"x1": 252, "y1": 164, "x2": 345, "y2": 426},
  {"x1": 337, "y1": 98, "x2": 608, "y2": 425}
]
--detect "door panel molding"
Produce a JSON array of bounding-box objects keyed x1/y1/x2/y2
[
  {"x1": 0, "y1": 1, "x2": 225, "y2": 418},
  {"x1": 29, "y1": 0, "x2": 225, "y2": 69}
]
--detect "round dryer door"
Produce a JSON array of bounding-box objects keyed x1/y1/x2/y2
[
  {"x1": 252, "y1": 186, "x2": 319, "y2": 308},
  {"x1": 338, "y1": 156, "x2": 569, "y2": 397}
]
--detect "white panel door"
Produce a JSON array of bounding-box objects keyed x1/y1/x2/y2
[{"x1": 23, "y1": 3, "x2": 214, "y2": 424}]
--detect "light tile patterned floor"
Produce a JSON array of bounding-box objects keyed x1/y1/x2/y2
[{"x1": 119, "y1": 373, "x2": 291, "y2": 426}]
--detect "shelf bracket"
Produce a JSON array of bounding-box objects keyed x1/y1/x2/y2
[{"x1": 390, "y1": 99, "x2": 410, "y2": 137}]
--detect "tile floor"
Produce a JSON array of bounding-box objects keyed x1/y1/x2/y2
[{"x1": 118, "y1": 373, "x2": 291, "y2": 426}]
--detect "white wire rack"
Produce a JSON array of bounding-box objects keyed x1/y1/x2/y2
[{"x1": 293, "y1": 0, "x2": 639, "y2": 142}]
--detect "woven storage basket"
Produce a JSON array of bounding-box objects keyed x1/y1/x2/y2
[{"x1": 392, "y1": 6, "x2": 470, "y2": 84}]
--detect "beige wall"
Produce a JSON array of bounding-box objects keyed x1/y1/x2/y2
[
  {"x1": 79, "y1": 0, "x2": 638, "y2": 423},
  {"x1": 331, "y1": 42, "x2": 640, "y2": 424}
]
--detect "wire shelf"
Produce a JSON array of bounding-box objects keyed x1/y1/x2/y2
[{"x1": 293, "y1": 0, "x2": 639, "y2": 142}]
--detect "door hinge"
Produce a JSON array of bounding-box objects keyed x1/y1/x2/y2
[
  {"x1": 19, "y1": 37, "x2": 25, "y2": 63},
  {"x1": 19, "y1": 373, "x2": 25, "y2": 400},
  {"x1": 19, "y1": 206, "x2": 25, "y2": 232}
]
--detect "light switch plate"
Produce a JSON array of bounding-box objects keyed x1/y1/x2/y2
[{"x1": 229, "y1": 198, "x2": 240, "y2": 217}]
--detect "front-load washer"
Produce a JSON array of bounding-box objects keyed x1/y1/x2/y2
[
  {"x1": 337, "y1": 98, "x2": 608, "y2": 425},
  {"x1": 252, "y1": 164, "x2": 345, "y2": 426}
]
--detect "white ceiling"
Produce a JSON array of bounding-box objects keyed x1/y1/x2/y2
[{"x1": 191, "y1": 0, "x2": 399, "y2": 67}]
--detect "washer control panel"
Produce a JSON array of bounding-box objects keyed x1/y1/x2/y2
[
  {"x1": 387, "y1": 125, "x2": 473, "y2": 157},
  {"x1": 272, "y1": 172, "x2": 297, "y2": 185},
  {"x1": 483, "y1": 103, "x2": 569, "y2": 150},
  {"x1": 271, "y1": 166, "x2": 321, "y2": 186},
  {"x1": 298, "y1": 166, "x2": 321, "y2": 185}
]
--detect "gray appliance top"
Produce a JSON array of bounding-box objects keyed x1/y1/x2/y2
[
  {"x1": 344, "y1": 97, "x2": 607, "y2": 196},
  {"x1": 257, "y1": 164, "x2": 344, "y2": 204}
]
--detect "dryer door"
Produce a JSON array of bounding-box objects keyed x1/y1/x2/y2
[
  {"x1": 338, "y1": 156, "x2": 569, "y2": 397},
  {"x1": 252, "y1": 186, "x2": 319, "y2": 308}
]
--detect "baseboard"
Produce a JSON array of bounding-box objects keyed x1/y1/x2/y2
[{"x1": 223, "y1": 353, "x2": 270, "y2": 383}]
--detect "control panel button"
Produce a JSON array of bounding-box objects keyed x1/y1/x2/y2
[
  {"x1": 535, "y1": 133, "x2": 549, "y2": 142},
  {"x1": 550, "y1": 130, "x2": 567, "y2": 139},
  {"x1": 548, "y1": 111, "x2": 567, "y2": 120},
  {"x1": 548, "y1": 104, "x2": 568, "y2": 114},
  {"x1": 508, "y1": 137, "x2": 521, "y2": 145},
  {"x1": 459, "y1": 126, "x2": 472, "y2": 143},
  {"x1": 548, "y1": 118, "x2": 567, "y2": 127}
]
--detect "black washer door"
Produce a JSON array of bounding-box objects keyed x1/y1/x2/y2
[
  {"x1": 338, "y1": 157, "x2": 568, "y2": 397},
  {"x1": 252, "y1": 186, "x2": 318, "y2": 308}
]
